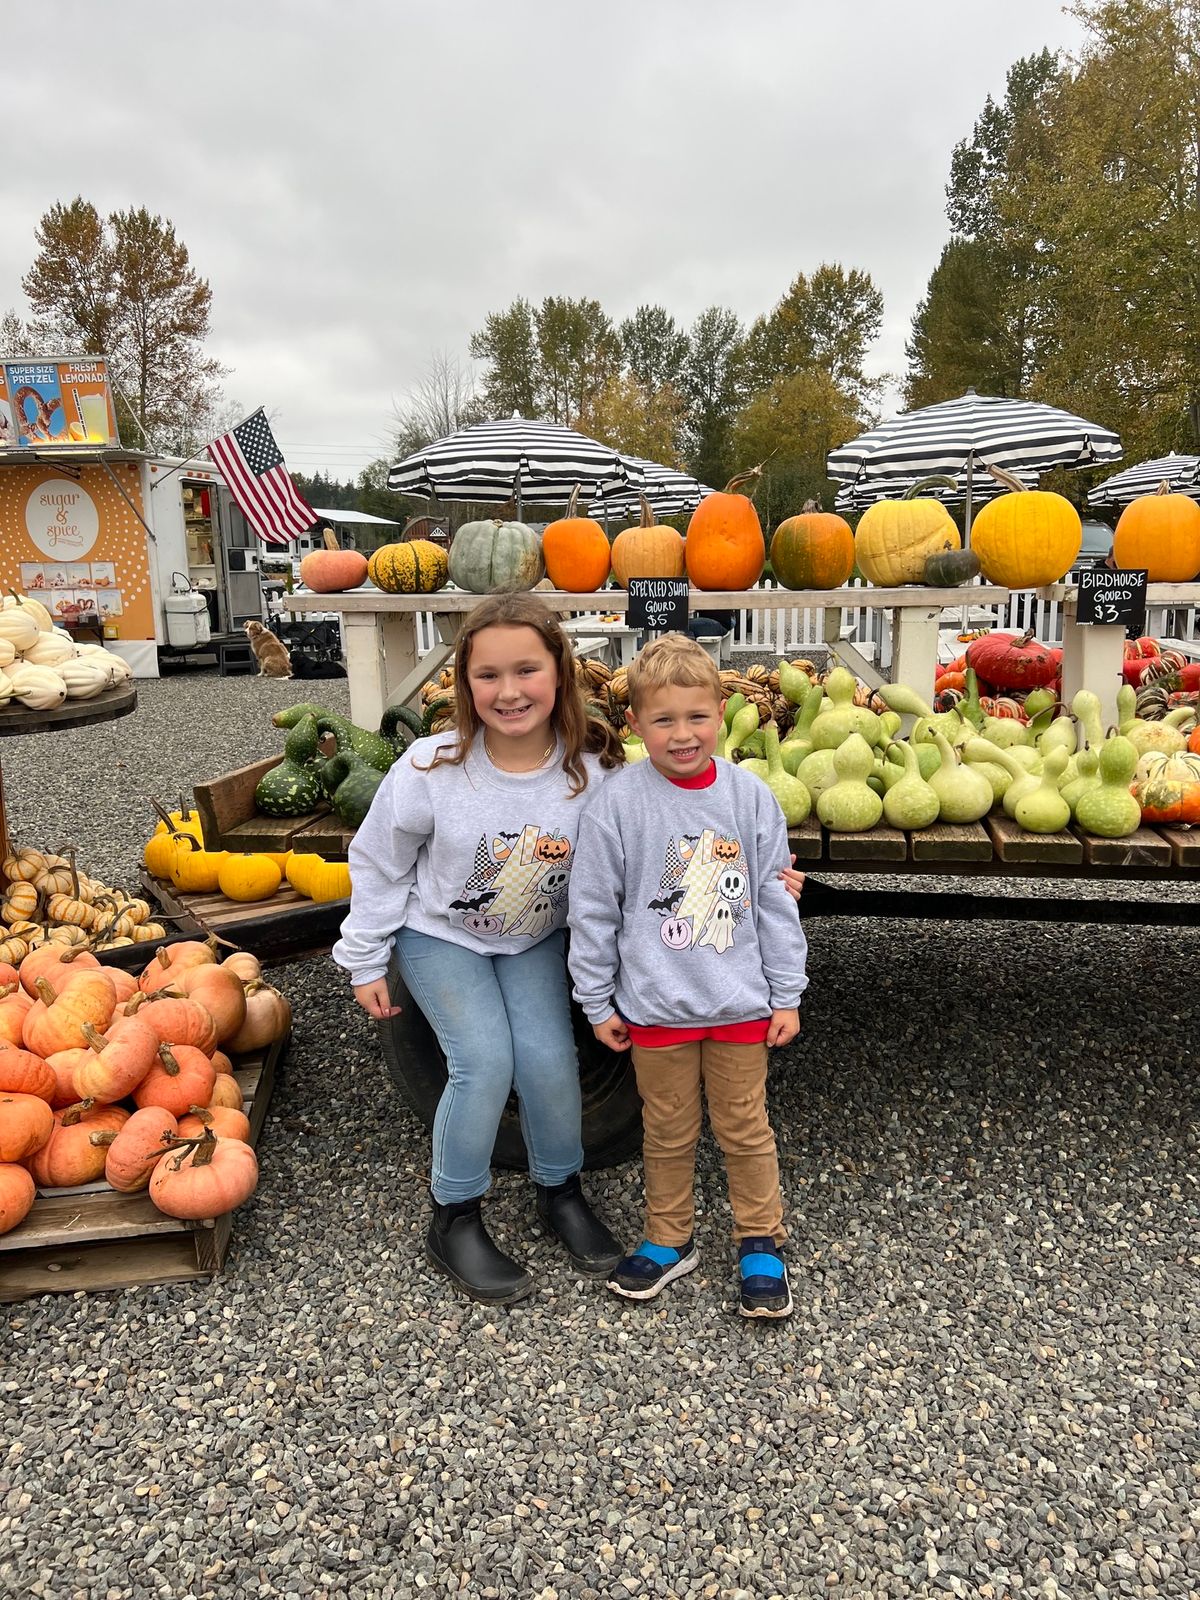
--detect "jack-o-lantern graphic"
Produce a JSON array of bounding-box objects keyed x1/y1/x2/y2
[
  {"x1": 463, "y1": 912, "x2": 503, "y2": 936},
  {"x1": 712, "y1": 836, "x2": 740, "y2": 862},
  {"x1": 660, "y1": 916, "x2": 693, "y2": 950},
  {"x1": 717, "y1": 868, "x2": 748, "y2": 902},
  {"x1": 534, "y1": 832, "x2": 571, "y2": 863}
]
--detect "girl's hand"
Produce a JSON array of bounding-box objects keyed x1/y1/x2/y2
[
  {"x1": 354, "y1": 979, "x2": 403, "y2": 1020},
  {"x1": 767, "y1": 1008, "x2": 800, "y2": 1047},
  {"x1": 778, "y1": 853, "x2": 805, "y2": 902},
  {"x1": 593, "y1": 1014, "x2": 631, "y2": 1052}
]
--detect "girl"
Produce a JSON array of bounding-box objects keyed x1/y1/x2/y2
[
  {"x1": 334, "y1": 593, "x2": 806, "y2": 1306},
  {"x1": 333, "y1": 593, "x2": 626, "y2": 1304}
]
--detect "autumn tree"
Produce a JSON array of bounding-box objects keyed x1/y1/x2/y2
[
  {"x1": 392, "y1": 351, "x2": 482, "y2": 457},
  {"x1": 741, "y1": 265, "x2": 884, "y2": 407},
  {"x1": 681, "y1": 306, "x2": 745, "y2": 487},
  {"x1": 576, "y1": 372, "x2": 686, "y2": 464},
  {"x1": 22, "y1": 198, "x2": 224, "y2": 451},
  {"x1": 619, "y1": 305, "x2": 690, "y2": 391},
  {"x1": 731, "y1": 369, "x2": 862, "y2": 522}
]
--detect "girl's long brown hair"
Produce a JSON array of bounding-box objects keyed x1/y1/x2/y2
[{"x1": 416, "y1": 593, "x2": 624, "y2": 794}]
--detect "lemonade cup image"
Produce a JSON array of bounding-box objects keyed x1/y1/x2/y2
[{"x1": 78, "y1": 393, "x2": 109, "y2": 442}]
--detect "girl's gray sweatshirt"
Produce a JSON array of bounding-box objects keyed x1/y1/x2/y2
[
  {"x1": 567, "y1": 759, "x2": 808, "y2": 1028},
  {"x1": 332, "y1": 733, "x2": 613, "y2": 985}
]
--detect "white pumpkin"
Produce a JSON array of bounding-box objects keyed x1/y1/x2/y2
[
  {"x1": 0, "y1": 638, "x2": 14, "y2": 669},
  {"x1": 58, "y1": 656, "x2": 114, "y2": 699},
  {"x1": 81, "y1": 646, "x2": 132, "y2": 682},
  {"x1": 0, "y1": 668, "x2": 14, "y2": 705},
  {"x1": 6, "y1": 662, "x2": 67, "y2": 711},
  {"x1": 0, "y1": 610, "x2": 40, "y2": 653},
  {"x1": 21, "y1": 628, "x2": 77, "y2": 668},
  {"x1": 0, "y1": 593, "x2": 53, "y2": 632}
]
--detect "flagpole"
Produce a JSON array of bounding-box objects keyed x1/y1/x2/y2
[{"x1": 149, "y1": 407, "x2": 266, "y2": 491}]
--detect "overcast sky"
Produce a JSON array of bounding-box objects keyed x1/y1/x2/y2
[{"x1": 2, "y1": 1, "x2": 1084, "y2": 481}]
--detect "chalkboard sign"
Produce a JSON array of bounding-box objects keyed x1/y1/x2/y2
[
  {"x1": 1077, "y1": 567, "x2": 1148, "y2": 635},
  {"x1": 627, "y1": 577, "x2": 690, "y2": 633}
]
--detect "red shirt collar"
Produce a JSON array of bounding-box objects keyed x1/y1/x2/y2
[{"x1": 666, "y1": 759, "x2": 718, "y2": 789}]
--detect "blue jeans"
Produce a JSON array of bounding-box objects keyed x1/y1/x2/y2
[{"x1": 393, "y1": 927, "x2": 584, "y2": 1202}]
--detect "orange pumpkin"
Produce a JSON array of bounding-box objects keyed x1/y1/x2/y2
[
  {"x1": 132, "y1": 994, "x2": 219, "y2": 1055},
  {"x1": 0, "y1": 982, "x2": 32, "y2": 1048},
  {"x1": 541, "y1": 487, "x2": 611, "y2": 592},
  {"x1": 173, "y1": 966, "x2": 247, "y2": 1044},
  {"x1": 103, "y1": 1106, "x2": 180, "y2": 1192},
  {"x1": 208, "y1": 1073, "x2": 245, "y2": 1110},
  {"x1": 298, "y1": 528, "x2": 369, "y2": 594},
  {"x1": 0, "y1": 1091, "x2": 54, "y2": 1162},
  {"x1": 769, "y1": 512, "x2": 855, "y2": 590},
  {"x1": 609, "y1": 495, "x2": 685, "y2": 587},
  {"x1": 1113, "y1": 482, "x2": 1200, "y2": 582},
  {"x1": 149, "y1": 1129, "x2": 259, "y2": 1219},
  {"x1": 27, "y1": 1100, "x2": 130, "y2": 1188},
  {"x1": 0, "y1": 1162, "x2": 36, "y2": 1234},
  {"x1": 178, "y1": 1104, "x2": 251, "y2": 1143},
  {"x1": 72, "y1": 1019, "x2": 160, "y2": 1105},
  {"x1": 0, "y1": 1043, "x2": 57, "y2": 1102},
  {"x1": 18, "y1": 942, "x2": 101, "y2": 997},
  {"x1": 138, "y1": 936, "x2": 218, "y2": 996},
  {"x1": 22, "y1": 972, "x2": 117, "y2": 1057},
  {"x1": 134, "y1": 1043, "x2": 217, "y2": 1118},
  {"x1": 685, "y1": 469, "x2": 766, "y2": 591}
]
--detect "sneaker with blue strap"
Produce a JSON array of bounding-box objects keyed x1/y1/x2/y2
[
  {"x1": 606, "y1": 1237, "x2": 699, "y2": 1301},
  {"x1": 738, "y1": 1236, "x2": 792, "y2": 1319}
]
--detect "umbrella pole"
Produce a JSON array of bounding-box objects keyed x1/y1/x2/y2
[{"x1": 960, "y1": 451, "x2": 975, "y2": 634}]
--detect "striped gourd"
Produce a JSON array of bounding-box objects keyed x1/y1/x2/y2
[{"x1": 367, "y1": 539, "x2": 448, "y2": 594}]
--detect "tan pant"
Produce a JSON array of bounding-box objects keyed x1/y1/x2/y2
[{"x1": 630, "y1": 1039, "x2": 786, "y2": 1247}]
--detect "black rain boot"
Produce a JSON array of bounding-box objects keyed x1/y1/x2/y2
[
  {"x1": 535, "y1": 1173, "x2": 622, "y2": 1276},
  {"x1": 426, "y1": 1194, "x2": 534, "y2": 1305}
]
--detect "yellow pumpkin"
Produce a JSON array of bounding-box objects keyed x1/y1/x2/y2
[
  {"x1": 217, "y1": 854, "x2": 283, "y2": 903},
  {"x1": 854, "y1": 492, "x2": 960, "y2": 586},
  {"x1": 143, "y1": 832, "x2": 179, "y2": 881},
  {"x1": 169, "y1": 837, "x2": 228, "y2": 894},
  {"x1": 970, "y1": 473, "x2": 1082, "y2": 587},
  {"x1": 1113, "y1": 483, "x2": 1200, "y2": 582},
  {"x1": 285, "y1": 853, "x2": 323, "y2": 897},
  {"x1": 307, "y1": 861, "x2": 352, "y2": 903},
  {"x1": 610, "y1": 495, "x2": 686, "y2": 587}
]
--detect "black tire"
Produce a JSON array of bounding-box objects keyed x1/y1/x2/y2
[{"x1": 378, "y1": 953, "x2": 643, "y2": 1171}]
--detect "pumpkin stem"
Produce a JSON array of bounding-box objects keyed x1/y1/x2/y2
[
  {"x1": 721, "y1": 463, "x2": 766, "y2": 498},
  {"x1": 157, "y1": 1131, "x2": 214, "y2": 1170},
  {"x1": 321, "y1": 526, "x2": 341, "y2": 551},
  {"x1": 564, "y1": 485, "x2": 580, "y2": 519},
  {"x1": 124, "y1": 992, "x2": 147, "y2": 1016},
  {"x1": 170, "y1": 832, "x2": 200, "y2": 855},
  {"x1": 158, "y1": 1043, "x2": 182, "y2": 1077},
  {"x1": 33, "y1": 976, "x2": 59, "y2": 1006},
  {"x1": 89, "y1": 1128, "x2": 119, "y2": 1148},
  {"x1": 903, "y1": 475, "x2": 959, "y2": 500},
  {"x1": 984, "y1": 465, "x2": 1029, "y2": 495},
  {"x1": 149, "y1": 797, "x2": 177, "y2": 831},
  {"x1": 0, "y1": 981, "x2": 17, "y2": 1000},
  {"x1": 82, "y1": 1021, "x2": 108, "y2": 1054},
  {"x1": 1156, "y1": 480, "x2": 1173, "y2": 496},
  {"x1": 156, "y1": 946, "x2": 173, "y2": 968},
  {"x1": 187, "y1": 1105, "x2": 214, "y2": 1122},
  {"x1": 60, "y1": 1098, "x2": 95, "y2": 1127}
]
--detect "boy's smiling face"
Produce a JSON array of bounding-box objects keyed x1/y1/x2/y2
[{"x1": 627, "y1": 684, "x2": 725, "y2": 780}]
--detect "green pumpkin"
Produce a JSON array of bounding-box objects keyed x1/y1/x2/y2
[
  {"x1": 923, "y1": 546, "x2": 982, "y2": 587},
  {"x1": 366, "y1": 539, "x2": 448, "y2": 594},
  {"x1": 448, "y1": 519, "x2": 545, "y2": 594}
]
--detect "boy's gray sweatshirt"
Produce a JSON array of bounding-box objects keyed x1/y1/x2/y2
[
  {"x1": 332, "y1": 733, "x2": 612, "y2": 986},
  {"x1": 567, "y1": 759, "x2": 808, "y2": 1028}
]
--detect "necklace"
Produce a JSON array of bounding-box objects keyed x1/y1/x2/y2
[{"x1": 483, "y1": 732, "x2": 557, "y2": 773}]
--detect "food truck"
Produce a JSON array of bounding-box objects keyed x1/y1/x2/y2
[{"x1": 0, "y1": 357, "x2": 269, "y2": 675}]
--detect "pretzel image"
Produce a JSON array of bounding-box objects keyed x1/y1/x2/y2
[{"x1": 13, "y1": 385, "x2": 63, "y2": 441}]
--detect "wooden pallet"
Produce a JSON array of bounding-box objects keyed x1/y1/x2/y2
[
  {"x1": 142, "y1": 873, "x2": 348, "y2": 965},
  {"x1": 0, "y1": 1034, "x2": 287, "y2": 1302},
  {"x1": 192, "y1": 757, "x2": 355, "y2": 859}
]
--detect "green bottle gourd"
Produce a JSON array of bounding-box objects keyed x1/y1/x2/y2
[
  {"x1": 811, "y1": 667, "x2": 881, "y2": 749},
  {"x1": 725, "y1": 703, "x2": 761, "y2": 758},
  {"x1": 1013, "y1": 747, "x2": 1071, "y2": 834},
  {"x1": 1070, "y1": 690, "x2": 1105, "y2": 752},
  {"x1": 757, "y1": 722, "x2": 811, "y2": 825},
  {"x1": 958, "y1": 667, "x2": 986, "y2": 733},
  {"x1": 912, "y1": 709, "x2": 969, "y2": 748},
  {"x1": 797, "y1": 747, "x2": 839, "y2": 801},
  {"x1": 816, "y1": 733, "x2": 883, "y2": 832},
  {"x1": 1061, "y1": 747, "x2": 1101, "y2": 814},
  {"x1": 881, "y1": 741, "x2": 940, "y2": 830},
  {"x1": 875, "y1": 682, "x2": 935, "y2": 719},
  {"x1": 781, "y1": 690, "x2": 825, "y2": 765},
  {"x1": 776, "y1": 661, "x2": 812, "y2": 706},
  {"x1": 1037, "y1": 715, "x2": 1078, "y2": 761},
  {"x1": 928, "y1": 731, "x2": 994, "y2": 823},
  {"x1": 1074, "y1": 736, "x2": 1142, "y2": 838},
  {"x1": 322, "y1": 751, "x2": 385, "y2": 828},
  {"x1": 723, "y1": 692, "x2": 747, "y2": 731},
  {"x1": 255, "y1": 714, "x2": 326, "y2": 818},
  {"x1": 969, "y1": 740, "x2": 1043, "y2": 819},
  {"x1": 960, "y1": 739, "x2": 1013, "y2": 805}
]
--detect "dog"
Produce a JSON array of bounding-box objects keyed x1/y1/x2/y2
[{"x1": 243, "y1": 620, "x2": 293, "y2": 678}]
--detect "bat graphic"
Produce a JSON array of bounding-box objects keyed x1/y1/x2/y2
[
  {"x1": 498, "y1": 831, "x2": 520, "y2": 841},
  {"x1": 647, "y1": 888, "x2": 685, "y2": 914},
  {"x1": 450, "y1": 891, "x2": 498, "y2": 912}
]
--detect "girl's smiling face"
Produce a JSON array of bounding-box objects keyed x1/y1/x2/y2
[{"x1": 465, "y1": 624, "x2": 560, "y2": 748}]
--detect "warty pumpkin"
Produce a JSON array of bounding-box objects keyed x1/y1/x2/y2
[
  {"x1": 541, "y1": 487, "x2": 611, "y2": 592},
  {"x1": 854, "y1": 479, "x2": 961, "y2": 586},
  {"x1": 367, "y1": 539, "x2": 449, "y2": 594},
  {"x1": 969, "y1": 467, "x2": 1082, "y2": 587},
  {"x1": 1113, "y1": 482, "x2": 1200, "y2": 582},
  {"x1": 300, "y1": 528, "x2": 369, "y2": 594},
  {"x1": 610, "y1": 495, "x2": 686, "y2": 587},
  {"x1": 448, "y1": 520, "x2": 545, "y2": 594},
  {"x1": 770, "y1": 511, "x2": 855, "y2": 591},
  {"x1": 685, "y1": 469, "x2": 766, "y2": 591}
]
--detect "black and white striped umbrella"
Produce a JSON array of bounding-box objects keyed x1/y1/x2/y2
[
  {"x1": 586, "y1": 458, "x2": 714, "y2": 523},
  {"x1": 833, "y1": 467, "x2": 1037, "y2": 515},
  {"x1": 1086, "y1": 453, "x2": 1200, "y2": 509},
  {"x1": 388, "y1": 415, "x2": 639, "y2": 512},
  {"x1": 828, "y1": 390, "x2": 1122, "y2": 484}
]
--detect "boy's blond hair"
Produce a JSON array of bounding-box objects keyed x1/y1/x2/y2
[{"x1": 626, "y1": 632, "x2": 724, "y2": 711}]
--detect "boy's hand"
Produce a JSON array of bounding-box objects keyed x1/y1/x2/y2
[
  {"x1": 354, "y1": 979, "x2": 403, "y2": 1020},
  {"x1": 767, "y1": 1008, "x2": 800, "y2": 1047},
  {"x1": 778, "y1": 853, "x2": 805, "y2": 902},
  {"x1": 593, "y1": 1014, "x2": 631, "y2": 1052}
]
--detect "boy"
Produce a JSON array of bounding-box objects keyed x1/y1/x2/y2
[{"x1": 568, "y1": 635, "x2": 808, "y2": 1318}]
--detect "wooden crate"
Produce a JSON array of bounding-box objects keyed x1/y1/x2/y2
[
  {"x1": 192, "y1": 757, "x2": 356, "y2": 860},
  {"x1": 142, "y1": 873, "x2": 347, "y2": 965},
  {"x1": 0, "y1": 1034, "x2": 287, "y2": 1302}
]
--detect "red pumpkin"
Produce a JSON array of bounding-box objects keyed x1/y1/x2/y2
[
  {"x1": 965, "y1": 630, "x2": 1060, "y2": 691},
  {"x1": 0, "y1": 1162, "x2": 36, "y2": 1234},
  {"x1": 149, "y1": 1129, "x2": 259, "y2": 1219}
]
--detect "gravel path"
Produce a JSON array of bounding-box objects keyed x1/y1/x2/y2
[{"x1": 2, "y1": 668, "x2": 1198, "y2": 1600}]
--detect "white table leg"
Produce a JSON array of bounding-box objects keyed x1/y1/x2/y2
[
  {"x1": 890, "y1": 606, "x2": 942, "y2": 699},
  {"x1": 1060, "y1": 595, "x2": 1126, "y2": 728},
  {"x1": 341, "y1": 612, "x2": 390, "y2": 729}
]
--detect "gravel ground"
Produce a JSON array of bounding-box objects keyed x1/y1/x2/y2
[{"x1": 2, "y1": 667, "x2": 1198, "y2": 1600}]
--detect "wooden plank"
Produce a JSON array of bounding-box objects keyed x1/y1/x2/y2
[
  {"x1": 0, "y1": 1230, "x2": 232, "y2": 1302},
  {"x1": 986, "y1": 813, "x2": 1083, "y2": 865},
  {"x1": 826, "y1": 825, "x2": 907, "y2": 862},
  {"x1": 1158, "y1": 826, "x2": 1200, "y2": 867},
  {"x1": 291, "y1": 815, "x2": 357, "y2": 860},
  {"x1": 192, "y1": 756, "x2": 280, "y2": 843},
  {"x1": 209, "y1": 814, "x2": 323, "y2": 854},
  {"x1": 910, "y1": 822, "x2": 994, "y2": 862},
  {"x1": 0, "y1": 682, "x2": 137, "y2": 737},
  {"x1": 286, "y1": 584, "x2": 1014, "y2": 616},
  {"x1": 787, "y1": 816, "x2": 824, "y2": 861},
  {"x1": 1075, "y1": 826, "x2": 1172, "y2": 869}
]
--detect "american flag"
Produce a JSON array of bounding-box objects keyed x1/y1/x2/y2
[{"x1": 207, "y1": 409, "x2": 315, "y2": 546}]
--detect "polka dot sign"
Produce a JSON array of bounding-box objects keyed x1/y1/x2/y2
[{"x1": 0, "y1": 463, "x2": 154, "y2": 640}]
